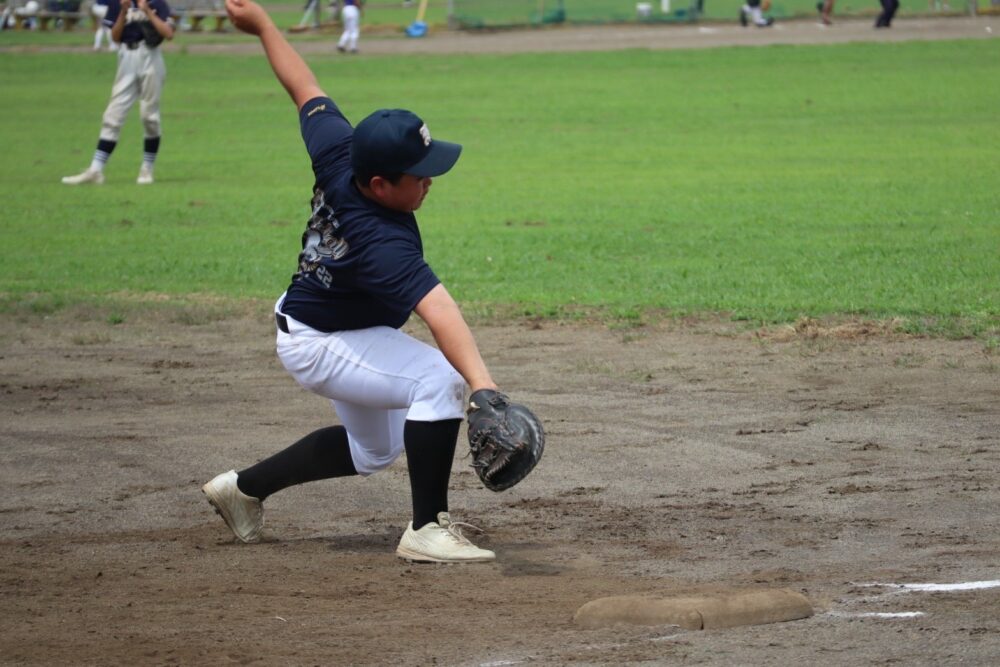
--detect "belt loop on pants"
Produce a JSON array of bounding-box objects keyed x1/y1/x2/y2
[{"x1": 275, "y1": 312, "x2": 290, "y2": 334}]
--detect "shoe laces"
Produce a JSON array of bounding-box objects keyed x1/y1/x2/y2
[{"x1": 442, "y1": 519, "x2": 484, "y2": 546}]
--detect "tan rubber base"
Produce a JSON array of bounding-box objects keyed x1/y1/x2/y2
[{"x1": 573, "y1": 588, "x2": 814, "y2": 630}]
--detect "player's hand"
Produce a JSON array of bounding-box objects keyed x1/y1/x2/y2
[
  {"x1": 225, "y1": 0, "x2": 272, "y2": 35},
  {"x1": 136, "y1": 0, "x2": 150, "y2": 14}
]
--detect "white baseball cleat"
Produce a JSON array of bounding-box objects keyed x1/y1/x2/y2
[
  {"x1": 396, "y1": 512, "x2": 495, "y2": 563},
  {"x1": 202, "y1": 470, "x2": 264, "y2": 543},
  {"x1": 137, "y1": 165, "x2": 154, "y2": 185},
  {"x1": 61, "y1": 168, "x2": 105, "y2": 185}
]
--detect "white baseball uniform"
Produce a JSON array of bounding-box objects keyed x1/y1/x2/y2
[
  {"x1": 202, "y1": 11, "x2": 497, "y2": 562},
  {"x1": 100, "y1": 0, "x2": 170, "y2": 143},
  {"x1": 275, "y1": 302, "x2": 465, "y2": 475},
  {"x1": 337, "y1": 1, "x2": 360, "y2": 52}
]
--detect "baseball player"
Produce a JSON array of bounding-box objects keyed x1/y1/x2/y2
[
  {"x1": 296, "y1": 0, "x2": 321, "y2": 30},
  {"x1": 336, "y1": 0, "x2": 360, "y2": 54},
  {"x1": 739, "y1": 0, "x2": 774, "y2": 27},
  {"x1": 875, "y1": 0, "x2": 899, "y2": 28},
  {"x1": 62, "y1": 0, "x2": 173, "y2": 186},
  {"x1": 203, "y1": 0, "x2": 499, "y2": 563},
  {"x1": 92, "y1": 0, "x2": 118, "y2": 51},
  {"x1": 816, "y1": 0, "x2": 835, "y2": 25}
]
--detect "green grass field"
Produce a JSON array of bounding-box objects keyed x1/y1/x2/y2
[{"x1": 1, "y1": 39, "x2": 997, "y2": 338}]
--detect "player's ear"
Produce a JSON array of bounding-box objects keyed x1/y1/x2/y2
[{"x1": 368, "y1": 175, "x2": 390, "y2": 196}]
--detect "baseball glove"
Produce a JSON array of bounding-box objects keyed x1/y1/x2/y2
[
  {"x1": 467, "y1": 389, "x2": 544, "y2": 492},
  {"x1": 139, "y1": 21, "x2": 165, "y2": 48}
]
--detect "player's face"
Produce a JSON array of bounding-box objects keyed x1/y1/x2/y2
[{"x1": 381, "y1": 174, "x2": 432, "y2": 213}]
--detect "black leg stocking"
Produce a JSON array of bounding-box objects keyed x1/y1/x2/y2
[
  {"x1": 404, "y1": 419, "x2": 461, "y2": 530},
  {"x1": 236, "y1": 425, "x2": 357, "y2": 501}
]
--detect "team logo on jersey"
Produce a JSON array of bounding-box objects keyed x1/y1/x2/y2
[
  {"x1": 296, "y1": 190, "x2": 349, "y2": 282},
  {"x1": 125, "y1": 6, "x2": 146, "y2": 23},
  {"x1": 419, "y1": 123, "x2": 432, "y2": 147}
]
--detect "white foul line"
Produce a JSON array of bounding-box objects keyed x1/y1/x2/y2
[
  {"x1": 862, "y1": 580, "x2": 1000, "y2": 593},
  {"x1": 828, "y1": 579, "x2": 1000, "y2": 622},
  {"x1": 827, "y1": 610, "x2": 926, "y2": 619}
]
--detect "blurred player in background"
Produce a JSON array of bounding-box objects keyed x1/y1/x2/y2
[
  {"x1": 336, "y1": 0, "x2": 361, "y2": 53},
  {"x1": 92, "y1": 0, "x2": 118, "y2": 50},
  {"x1": 875, "y1": 0, "x2": 899, "y2": 27},
  {"x1": 740, "y1": 0, "x2": 774, "y2": 27},
  {"x1": 817, "y1": 0, "x2": 835, "y2": 25},
  {"x1": 62, "y1": 0, "x2": 174, "y2": 186}
]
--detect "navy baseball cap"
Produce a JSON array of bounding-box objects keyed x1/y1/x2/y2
[{"x1": 351, "y1": 109, "x2": 462, "y2": 179}]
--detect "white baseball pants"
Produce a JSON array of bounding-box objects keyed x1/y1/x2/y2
[
  {"x1": 337, "y1": 4, "x2": 360, "y2": 51},
  {"x1": 100, "y1": 43, "x2": 165, "y2": 143},
  {"x1": 274, "y1": 298, "x2": 466, "y2": 476},
  {"x1": 91, "y1": 4, "x2": 116, "y2": 50}
]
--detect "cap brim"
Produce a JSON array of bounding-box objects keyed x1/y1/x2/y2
[{"x1": 405, "y1": 140, "x2": 462, "y2": 177}]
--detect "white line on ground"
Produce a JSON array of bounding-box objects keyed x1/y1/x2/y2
[
  {"x1": 827, "y1": 579, "x2": 1000, "y2": 623},
  {"x1": 826, "y1": 611, "x2": 925, "y2": 619},
  {"x1": 862, "y1": 580, "x2": 1000, "y2": 592}
]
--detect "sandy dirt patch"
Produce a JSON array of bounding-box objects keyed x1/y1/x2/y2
[
  {"x1": 2, "y1": 308, "x2": 998, "y2": 665},
  {"x1": 3, "y1": 15, "x2": 996, "y2": 56}
]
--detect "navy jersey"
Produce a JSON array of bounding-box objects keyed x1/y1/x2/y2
[
  {"x1": 280, "y1": 97, "x2": 441, "y2": 332},
  {"x1": 104, "y1": 0, "x2": 171, "y2": 44}
]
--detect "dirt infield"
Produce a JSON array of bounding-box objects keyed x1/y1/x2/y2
[
  {"x1": 2, "y1": 307, "x2": 998, "y2": 665},
  {"x1": 181, "y1": 15, "x2": 1000, "y2": 56},
  {"x1": 284, "y1": 15, "x2": 1000, "y2": 56},
  {"x1": 3, "y1": 15, "x2": 996, "y2": 55}
]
